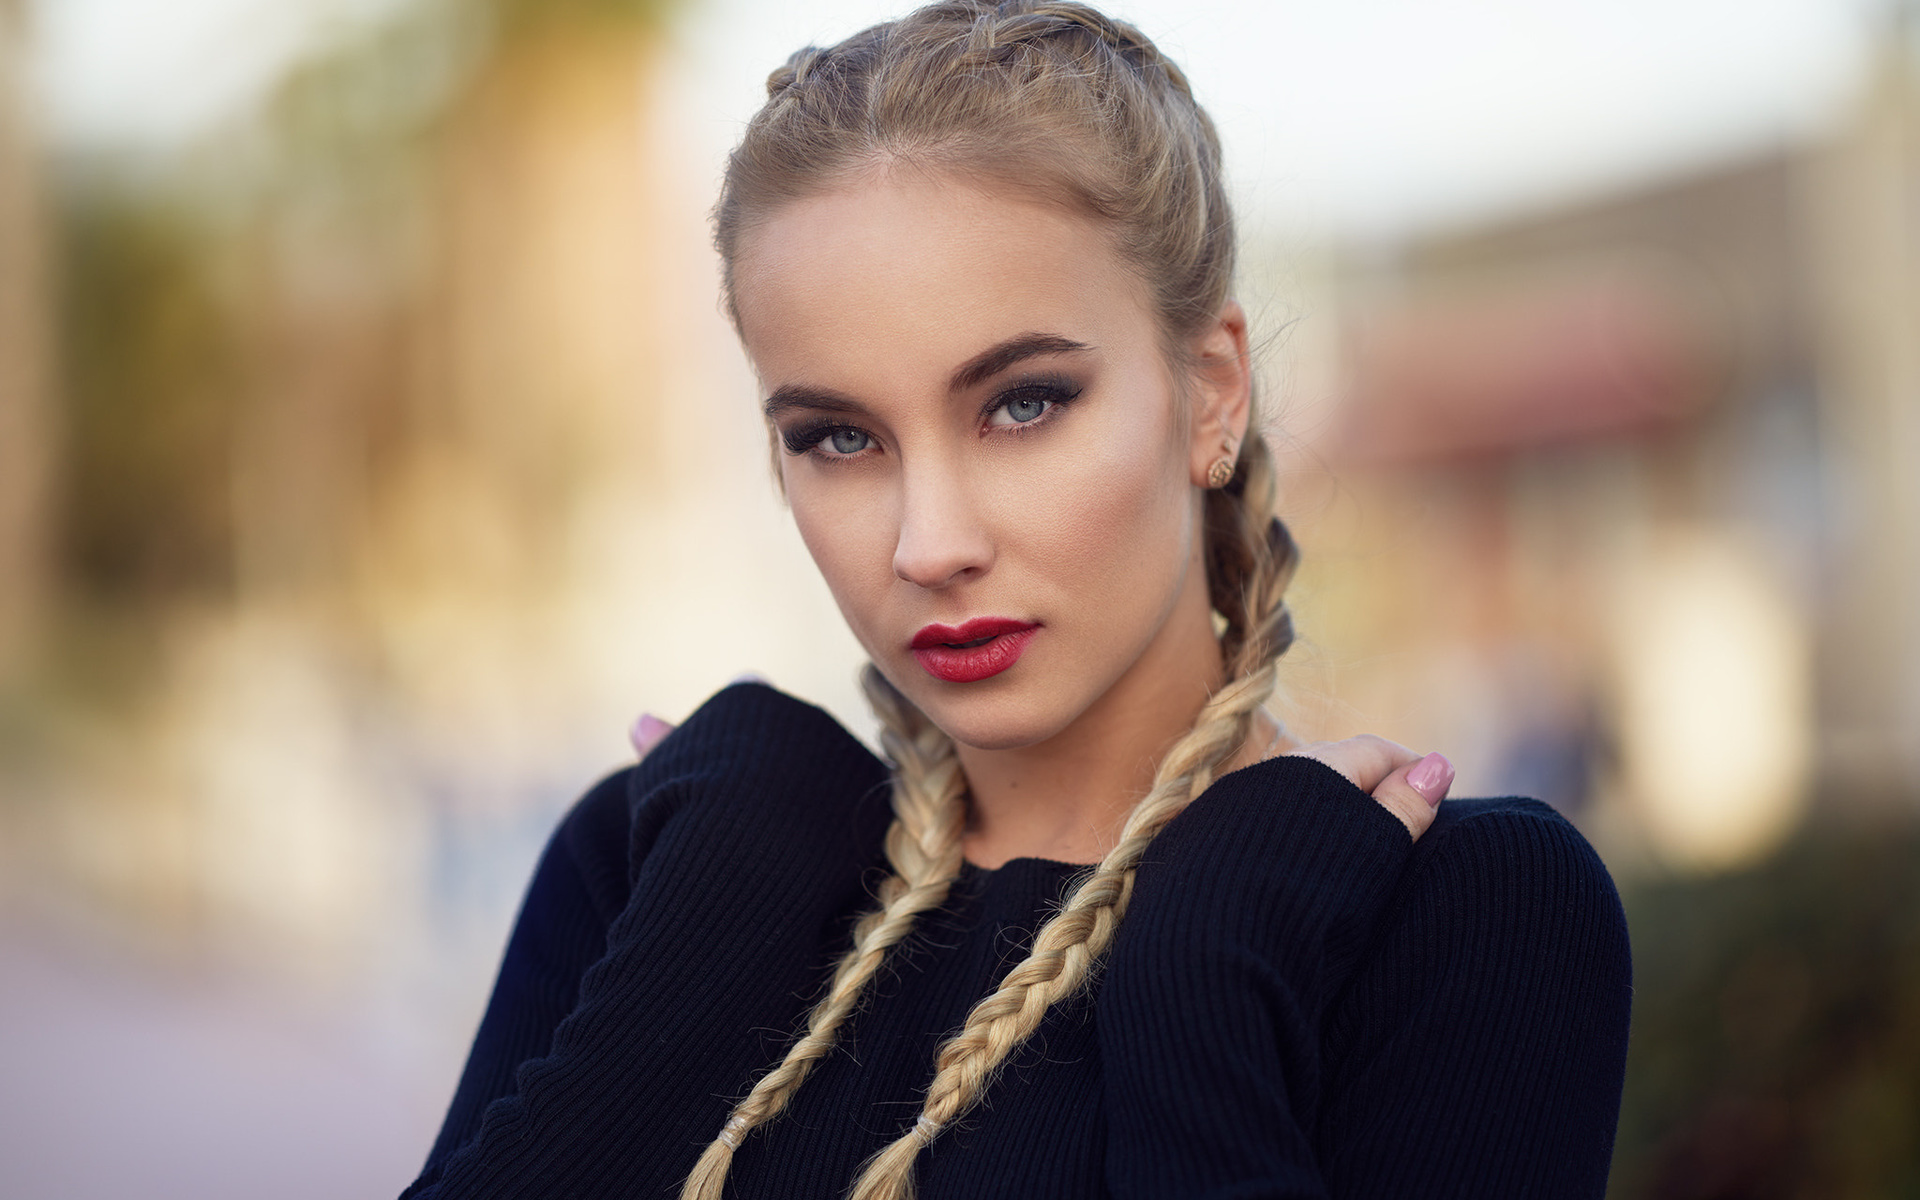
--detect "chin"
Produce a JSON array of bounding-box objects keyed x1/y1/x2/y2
[{"x1": 894, "y1": 673, "x2": 1085, "y2": 752}]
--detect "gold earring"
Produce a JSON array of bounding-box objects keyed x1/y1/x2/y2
[{"x1": 1206, "y1": 456, "x2": 1235, "y2": 489}]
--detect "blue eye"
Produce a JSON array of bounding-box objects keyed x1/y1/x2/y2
[
  {"x1": 1003, "y1": 396, "x2": 1047, "y2": 423},
  {"x1": 777, "y1": 419, "x2": 877, "y2": 460},
  {"x1": 986, "y1": 382, "x2": 1077, "y2": 429},
  {"x1": 828, "y1": 428, "x2": 870, "y2": 455}
]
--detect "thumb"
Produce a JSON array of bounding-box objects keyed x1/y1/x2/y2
[{"x1": 1370, "y1": 752, "x2": 1453, "y2": 841}]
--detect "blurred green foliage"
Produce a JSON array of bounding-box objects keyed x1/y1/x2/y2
[
  {"x1": 1612, "y1": 813, "x2": 1920, "y2": 1199},
  {"x1": 46, "y1": 0, "x2": 680, "y2": 613},
  {"x1": 56, "y1": 188, "x2": 240, "y2": 602}
]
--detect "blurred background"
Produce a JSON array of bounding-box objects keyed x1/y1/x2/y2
[{"x1": 1, "y1": 0, "x2": 1916, "y2": 1195}]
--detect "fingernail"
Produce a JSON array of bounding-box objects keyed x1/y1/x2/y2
[
  {"x1": 630, "y1": 713, "x2": 673, "y2": 755},
  {"x1": 1407, "y1": 753, "x2": 1453, "y2": 807}
]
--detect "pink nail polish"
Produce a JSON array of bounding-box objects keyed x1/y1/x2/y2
[
  {"x1": 1406, "y1": 753, "x2": 1453, "y2": 807},
  {"x1": 630, "y1": 713, "x2": 673, "y2": 755}
]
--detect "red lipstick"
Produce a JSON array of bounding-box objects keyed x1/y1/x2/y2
[{"x1": 910, "y1": 618, "x2": 1040, "y2": 683}]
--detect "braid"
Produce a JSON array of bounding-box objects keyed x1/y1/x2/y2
[
  {"x1": 1207, "y1": 431, "x2": 1299, "y2": 674},
  {"x1": 847, "y1": 444, "x2": 1299, "y2": 1200},
  {"x1": 764, "y1": 45, "x2": 826, "y2": 96},
  {"x1": 971, "y1": 2, "x2": 1196, "y2": 96},
  {"x1": 680, "y1": 666, "x2": 968, "y2": 1200}
]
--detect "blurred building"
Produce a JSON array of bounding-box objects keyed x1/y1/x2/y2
[{"x1": 1295, "y1": 17, "x2": 1920, "y2": 871}]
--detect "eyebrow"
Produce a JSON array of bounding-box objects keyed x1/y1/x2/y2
[
  {"x1": 761, "y1": 332, "x2": 1094, "y2": 419},
  {"x1": 761, "y1": 385, "x2": 867, "y2": 420},
  {"x1": 948, "y1": 333, "x2": 1093, "y2": 392}
]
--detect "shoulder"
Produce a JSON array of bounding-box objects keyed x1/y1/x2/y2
[
  {"x1": 554, "y1": 682, "x2": 894, "y2": 895},
  {"x1": 1419, "y1": 792, "x2": 1594, "y2": 848},
  {"x1": 1129, "y1": 766, "x2": 1629, "y2": 995},
  {"x1": 1316, "y1": 797, "x2": 1632, "y2": 1191},
  {"x1": 630, "y1": 681, "x2": 889, "y2": 817},
  {"x1": 1401, "y1": 796, "x2": 1626, "y2": 931},
  {"x1": 1145, "y1": 754, "x2": 1412, "y2": 877},
  {"x1": 1115, "y1": 757, "x2": 1418, "y2": 987},
  {"x1": 1356, "y1": 795, "x2": 1632, "y2": 1022},
  {"x1": 1312, "y1": 801, "x2": 1632, "y2": 1197},
  {"x1": 631, "y1": 681, "x2": 887, "y2": 797}
]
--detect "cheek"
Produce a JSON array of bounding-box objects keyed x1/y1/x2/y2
[
  {"x1": 786, "y1": 472, "x2": 896, "y2": 641},
  {"x1": 999, "y1": 408, "x2": 1191, "y2": 588}
]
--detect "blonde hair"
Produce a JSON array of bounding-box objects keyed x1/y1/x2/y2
[{"x1": 685, "y1": 3, "x2": 1299, "y2": 1197}]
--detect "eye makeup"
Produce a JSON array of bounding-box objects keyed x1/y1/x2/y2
[
  {"x1": 779, "y1": 417, "x2": 872, "y2": 458},
  {"x1": 774, "y1": 372, "x2": 1088, "y2": 463},
  {"x1": 981, "y1": 375, "x2": 1084, "y2": 433}
]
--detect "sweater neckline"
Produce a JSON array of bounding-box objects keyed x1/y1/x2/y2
[{"x1": 958, "y1": 854, "x2": 1092, "y2": 879}]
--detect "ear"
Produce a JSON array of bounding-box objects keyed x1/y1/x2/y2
[{"x1": 1185, "y1": 300, "x2": 1253, "y2": 488}]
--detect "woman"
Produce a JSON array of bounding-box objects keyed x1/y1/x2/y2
[{"x1": 402, "y1": 3, "x2": 1631, "y2": 1198}]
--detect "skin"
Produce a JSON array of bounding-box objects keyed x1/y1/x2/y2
[{"x1": 718, "y1": 166, "x2": 1445, "y2": 867}]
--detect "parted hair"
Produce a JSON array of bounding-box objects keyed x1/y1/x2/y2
[{"x1": 686, "y1": 3, "x2": 1300, "y2": 1197}]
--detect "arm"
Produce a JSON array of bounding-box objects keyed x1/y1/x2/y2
[
  {"x1": 1100, "y1": 773, "x2": 1630, "y2": 1200},
  {"x1": 400, "y1": 683, "x2": 892, "y2": 1200},
  {"x1": 411, "y1": 768, "x2": 636, "y2": 1190},
  {"x1": 1100, "y1": 756, "x2": 1417, "y2": 1199},
  {"x1": 1315, "y1": 801, "x2": 1631, "y2": 1199}
]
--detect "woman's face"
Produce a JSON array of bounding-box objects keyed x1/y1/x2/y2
[{"x1": 730, "y1": 171, "x2": 1240, "y2": 751}]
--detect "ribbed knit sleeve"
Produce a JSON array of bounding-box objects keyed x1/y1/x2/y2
[
  {"x1": 1315, "y1": 799, "x2": 1631, "y2": 1199},
  {"x1": 416, "y1": 767, "x2": 637, "y2": 1181},
  {"x1": 400, "y1": 683, "x2": 893, "y2": 1200},
  {"x1": 1100, "y1": 755, "x2": 1415, "y2": 1199},
  {"x1": 1099, "y1": 760, "x2": 1631, "y2": 1200}
]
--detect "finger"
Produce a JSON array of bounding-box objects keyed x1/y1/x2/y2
[
  {"x1": 629, "y1": 712, "x2": 677, "y2": 758},
  {"x1": 1346, "y1": 735, "x2": 1421, "y2": 793},
  {"x1": 1285, "y1": 734, "x2": 1420, "y2": 794},
  {"x1": 1370, "y1": 752, "x2": 1454, "y2": 841}
]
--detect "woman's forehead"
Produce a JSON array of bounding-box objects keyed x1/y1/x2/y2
[{"x1": 731, "y1": 174, "x2": 1154, "y2": 386}]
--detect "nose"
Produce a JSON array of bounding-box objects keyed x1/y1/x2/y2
[{"x1": 892, "y1": 460, "x2": 994, "y2": 590}]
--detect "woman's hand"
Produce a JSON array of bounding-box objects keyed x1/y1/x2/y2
[{"x1": 1283, "y1": 736, "x2": 1453, "y2": 841}]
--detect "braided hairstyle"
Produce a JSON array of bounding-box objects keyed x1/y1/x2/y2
[{"x1": 687, "y1": 4, "x2": 1300, "y2": 1197}]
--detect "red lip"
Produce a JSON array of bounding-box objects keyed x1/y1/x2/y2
[{"x1": 910, "y1": 618, "x2": 1041, "y2": 683}]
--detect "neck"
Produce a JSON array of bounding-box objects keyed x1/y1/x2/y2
[{"x1": 952, "y1": 578, "x2": 1286, "y2": 869}]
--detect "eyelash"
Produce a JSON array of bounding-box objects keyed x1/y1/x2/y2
[
  {"x1": 780, "y1": 418, "x2": 864, "y2": 458},
  {"x1": 985, "y1": 380, "x2": 1080, "y2": 433},
  {"x1": 779, "y1": 378, "x2": 1083, "y2": 462}
]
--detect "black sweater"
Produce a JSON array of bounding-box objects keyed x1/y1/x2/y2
[{"x1": 403, "y1": 683, "x2": 1631, "y2": 1198}]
